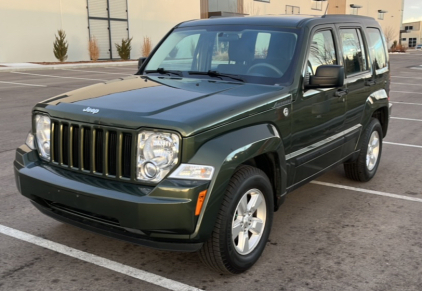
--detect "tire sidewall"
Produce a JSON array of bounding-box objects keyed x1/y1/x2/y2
[
  {"x1": 221, "y1": 170, "x2": 274, "y2": 272},
  {"x1": 361, "y1": 119, "x2": 383, "y2": 179}
]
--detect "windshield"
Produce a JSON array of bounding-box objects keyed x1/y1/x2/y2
[{"x1": 144, "y1": 25, "x2": 299, "y2": 85}]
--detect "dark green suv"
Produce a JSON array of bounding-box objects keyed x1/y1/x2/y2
[{"x1": 14, "y1": 15, "x2": 391, "y2": 274}]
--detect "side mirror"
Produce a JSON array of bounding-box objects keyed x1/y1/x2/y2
[
  {"x1": 138, "y1": 57, "x2": 147, "y2": 70},
  {"x1": 305, "y1": 65, "x2": 344, "y2": 89}
]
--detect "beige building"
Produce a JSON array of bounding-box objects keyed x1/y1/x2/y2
[
  {"x1": 327, "y1": 0, "x2": 404, "y2": 46},
  {"x1": 400, "y1": 21, "x2": 422, "y2": 47},
  {"x1": 0, "y1": 0, "x2": 404, "y2": 63}
]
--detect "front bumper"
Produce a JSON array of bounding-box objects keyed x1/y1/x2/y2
[{"x1": 14, "y1": 145, "x2": 209, "y2": 252}]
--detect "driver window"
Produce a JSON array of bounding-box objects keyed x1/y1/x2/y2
[{"x1": 308, "y1": 30, "x2": 337, "y2": 75}]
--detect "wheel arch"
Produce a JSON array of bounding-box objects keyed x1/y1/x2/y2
[{"x1": 187, "y1": 123, "x2": 286, "y2": 241}]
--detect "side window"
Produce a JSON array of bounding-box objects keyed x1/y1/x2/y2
[
  {"x1": 254, "y1": 33, "x2": 271, "y2": 59},
  {"x1": 340, "y1": 28, "x2": 368, "y2": 75},
  {"x1": 308, "y1": 30, "x2": 337, "y2": 74},
  {"x1": 367, "y1": 28, "x2": 387, "y2": 71}
]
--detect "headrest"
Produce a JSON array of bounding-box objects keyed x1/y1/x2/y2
[{"x1": 228, "y1": 33, "x2": 256, "y2": 64}]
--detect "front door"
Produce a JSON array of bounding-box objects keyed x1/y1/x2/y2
[{"x1": 287, "y1": 26, "x2": 346, "y2": 186}]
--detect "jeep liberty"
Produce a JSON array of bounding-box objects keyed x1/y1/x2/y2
[{"x1": 14, "y1": 15, "x2": 392, "y2": 274}]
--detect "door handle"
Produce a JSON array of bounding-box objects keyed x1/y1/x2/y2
[
  {"x1": 335, "y1": 89, "x2": 347, "y2": 97},
  {"x1": 365, "y1": 80, "x2": 376, "y2": 86}
]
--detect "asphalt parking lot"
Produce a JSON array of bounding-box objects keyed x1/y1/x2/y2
[{"x1": 1, "y1": 53, "x2": 422, "y2": 291}]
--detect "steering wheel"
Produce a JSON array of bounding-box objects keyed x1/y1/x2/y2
[{"x1": 247, "y1": 63, "x2": 283, "y2": 77}]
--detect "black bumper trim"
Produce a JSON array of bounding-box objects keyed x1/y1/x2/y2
[{"x1": 31, "y1": 200, "x2": 203, "y2": 252}]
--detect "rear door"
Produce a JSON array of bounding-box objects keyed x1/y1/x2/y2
[{"x1": 337, "y1": 26, "x2": 372, "y2": 129}]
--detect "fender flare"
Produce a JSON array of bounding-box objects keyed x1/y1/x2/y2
[{"x1": 187, "y1": 123, "x2": 286, "y2": 241}]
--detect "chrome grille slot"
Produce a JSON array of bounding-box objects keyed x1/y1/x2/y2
[
  {"x1": 83, "y1": 127, "x2": 91, "y2": 171},
  {"x1": 72, "y1": 126, "x2": 80, "y2": 168},
  {"x1": 122, "y1": 133, "x2": 132, "y2": 178},
  {"x1": 95, "y1": 129, "x2": 104, "y2": 173},
  {"x1": 62, "y1": 124, "x2": 69, "y2": 166},
  {"x1": 49, "y1": 120, "x2": 134, "y2": 182},
  {"x1": 108, "y1": 131, "x2": 117, "y2": 176}
]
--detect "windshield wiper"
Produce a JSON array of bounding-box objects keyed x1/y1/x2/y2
[
  {"x1": 188, "y1": 70, "x2": 244, "y2": 82},
  {"x1": 144, "y1": 68, "x2": 183, "y2": 77}
]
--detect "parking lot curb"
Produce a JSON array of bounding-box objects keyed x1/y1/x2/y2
[{"x1": 0, "y1": 61, "x2": 138, "y2": 72}]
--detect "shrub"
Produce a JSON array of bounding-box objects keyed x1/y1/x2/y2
[
  {"x1": 88, "y1": 37, "x2": 100, "y2": 61},
  {"x1": 391, "y1": 44, "x2": 407, "y2": 53},
  {"x1": 115, "y1": 37, "x2": 133, "y2": 60},
  {"x1": 142, "y1": 36, "x2": 152, "y2": 57},
  {"x1": 53, "y1": 29, "x2": 68, "y2": 62}
]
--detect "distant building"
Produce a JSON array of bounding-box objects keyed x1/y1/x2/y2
[
  {"x1": 400, "y1": 21, "x2": 422, "y2": 48},
  {"x1": 0, "y1": 0, "x2": 404, "y2": 62}
]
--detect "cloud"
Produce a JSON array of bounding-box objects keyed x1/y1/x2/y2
[{"x1": 410, "y1": 5, "x2": 421, "y2": 9}]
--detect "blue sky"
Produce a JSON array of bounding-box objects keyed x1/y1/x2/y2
[{"x1": 403, "y1": 0, "x2": 422, "y2": 22}]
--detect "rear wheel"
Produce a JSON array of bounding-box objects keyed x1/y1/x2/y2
[
  {"x1": 344, "y1": 118, "x2": 383, "y2": 182},
  {"x1": 199, "y1": 166, "x2": 274, "y2": 274}
]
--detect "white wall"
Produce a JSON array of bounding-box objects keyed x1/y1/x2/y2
[
  {"x1": 0, "y1": 0, "x2": 200, "y2": 62},
  {"x1": 0, "y1": 0, "x2": 89, "y2": 62},
  {"x1": 128, "y1": 0, "x2": 200, "y2": 59}
]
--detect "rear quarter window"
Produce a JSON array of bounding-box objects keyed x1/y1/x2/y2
[{"x1": 367, "y1": 28, "x2": 388, "y2": 71}]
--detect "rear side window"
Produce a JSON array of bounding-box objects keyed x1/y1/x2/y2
[
  {"x1": 340, "y1": 28, "x2": 368, "y2": 75},
  {"x1": 367, "y1": 28, "x2": 388, "y2": 71}
]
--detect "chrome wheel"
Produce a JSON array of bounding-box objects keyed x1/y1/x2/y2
[
  {"x1": 232, "y1": 189, "x2": 267, "y2": 255},
  {"x1": 366, "y1": 131, "x2": 380, "y2": 171}
]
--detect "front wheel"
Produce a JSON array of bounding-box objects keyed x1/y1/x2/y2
[
  {"x1": 344, "y1": 118, "x2": 383, "y2": 182},
  {"x1": 199, "y1": 166, "x2": 274, "y2": 274}
]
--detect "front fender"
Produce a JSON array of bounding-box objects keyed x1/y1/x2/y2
[{"x1": 187, "y1": 123, "x2": 286, "y2": 241}]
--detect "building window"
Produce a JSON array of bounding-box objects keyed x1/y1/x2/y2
[
  {"x1": 350, "y1": 4, "x2": 362, "y2": 15},
  {"x1": 87, "y1": 0, "x2": 129, "y2": 60},
  {"x1": 311, "y1": 1, "x2": 323, "y2": 11},
  {"x1": 402, "y1": 38, "x2": 407, "y2": 41},
  {"x1": 286, "y1": 5, "x2": 300, "y2": 14},
  {"x1": 409, "y1": 38, "x2": 417, "y2": 47},
  {"x1": 405, "y1": 26, "x2": 414, "y2": 31},
  {"x1": 378, "y1": 10, "x2": 387, "y2": 20}
]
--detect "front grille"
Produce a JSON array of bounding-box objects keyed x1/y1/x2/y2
[{"x1": 51, "y1": 120, "x2": 135, "y2": 180}]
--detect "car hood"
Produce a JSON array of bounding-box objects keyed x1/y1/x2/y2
[{"x1": 38, "y1": 75, "x2": 285, "y2": 137}]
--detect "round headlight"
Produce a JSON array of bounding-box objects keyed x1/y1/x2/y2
[
  {"x1": 35, "y1": 115, "x2": 51, "y2": 160},
  {"x1": 137, "y1": 131, "x2": 180, "y2": 182}
]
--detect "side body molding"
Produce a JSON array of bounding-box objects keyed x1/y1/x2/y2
[{"x1": 187, "y1": 123, "x2": 286, "y2": 241}]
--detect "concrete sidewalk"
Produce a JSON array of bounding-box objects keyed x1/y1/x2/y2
[{"x1": 0, "y1": 61, "x2": 138, "y2": 72}]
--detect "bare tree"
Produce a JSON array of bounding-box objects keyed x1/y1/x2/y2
[{"x1": 383, "y1": 26, "x2": 397, "y2": 48}]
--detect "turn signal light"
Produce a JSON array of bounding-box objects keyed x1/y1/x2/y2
[{"x1": 195, "y1": 190, "x2": 208, "y2": 216}]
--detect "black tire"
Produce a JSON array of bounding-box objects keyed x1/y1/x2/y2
[
  {"x1": 344, "y1": 118, "x2": 383, "y2": 182},
  {"x1": 199, "y1": 166, "x2": 274, "y2": 274}
]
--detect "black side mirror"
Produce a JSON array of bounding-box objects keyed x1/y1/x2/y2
[
  {"x1": 138, "y1": 57, "x2": 147, "y2": 70},
  {"x1": 305, "y1": 65, "x2": 344, "y2": 89}
]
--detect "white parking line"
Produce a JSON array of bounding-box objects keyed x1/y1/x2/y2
[
  {"x1": 390, "y1": 101, "x2": 422, "y2": 106},
  {"x1": 0, "y1": 224, "x2": 203, "y2": 291},
  {"x1": 392, "y1": 82, "x2": 422, "y2": 86},
  {"x1": 392, "y1": 76, "x2": 422, "y2": 80},
  {"x1": 391, "y1": 117, "x2": 422, "y2": 122},
  {"x1": 61, "y1": 69, "x2": 133, "y2": 76},
  {"x1": 311, "y1": 181, "x2": 422, "y2": 203},
  {"x1": 391, "y1": 90, "x2": 422, "y2": 95},
  {"x1": 0, "y1": 81, "x2": 46, "y2": 87},
  {"x1": 11, "y1": 72, "x2": 106, "y2": 82},
  {"x1": 384, "y1": 141, "x2": 422, "y2": 149}
]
